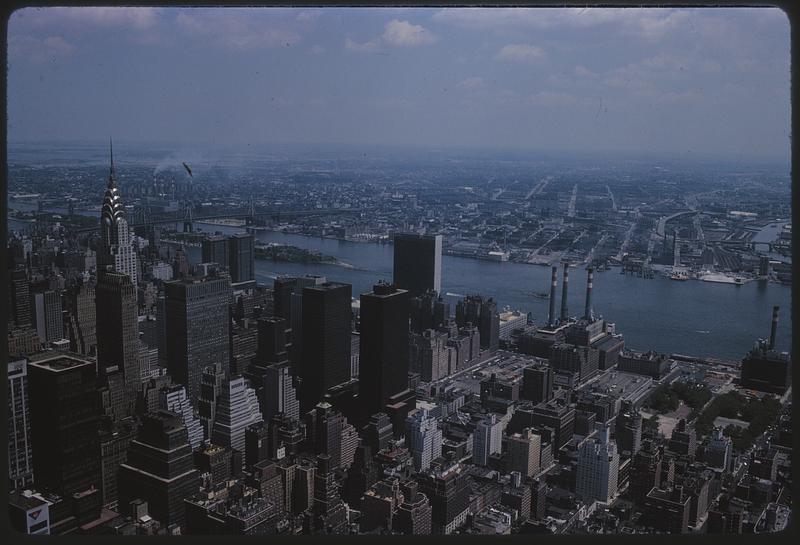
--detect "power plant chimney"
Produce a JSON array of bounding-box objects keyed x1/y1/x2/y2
[
  {"x1": 548, "y1": 265, "x2": 558, "y2": 328},
  {"x1": 560, "y1": 262, "x2": 569, "y2": 323},
  {"x1": 769, "y1": 305, "x2": 779, "y2": 350},
  {"x1": 584, "y1": 267, "x2": 594, "y2": 321}
]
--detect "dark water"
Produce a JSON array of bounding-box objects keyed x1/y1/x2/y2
[{"x1": 187, "y1": 223, "x2": 792, "y2": 361}]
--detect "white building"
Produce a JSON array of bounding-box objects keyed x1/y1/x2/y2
[
  {"x1": 161, "y1": 385, "x2": 204, "y2": 450},
  {"x1": 575, "y1": 426, "x2": 619, "y2": 504},
  {"x1": 406, "y1": 408, "x2": 443, "y2": 472},
  {"x1": 499, "y1": 310, "x2": 526, "y2": 341},
  {"x1": 473, "y1": 413, "x2": 503, "y2": 466},
  {"x1": 99, "y1": 143, "x2": 139, "y2": 285},
  {"x1": 210, "y1": 377, "x2": 263, "y2": 467}
]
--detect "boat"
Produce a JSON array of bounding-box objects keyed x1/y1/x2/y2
[
  {"x1": 670, "y1": 272, "x2": 689, "y2": 281},
  {"x1": 531, "y1": 291, "x2": 549, "y2": 299}
]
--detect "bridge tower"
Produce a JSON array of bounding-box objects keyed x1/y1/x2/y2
[
  {"x1": 246, "y1": 197, "x2": 256, "y2": 226},
  {"x1": 183, "y1": 202, "x2": 194, "y2": 233}
]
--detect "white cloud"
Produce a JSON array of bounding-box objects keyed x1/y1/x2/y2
[
  {"x1": 382, "y1": 19, "x2": 436, "y2": 47},
  {"x1": 9, "y1": 34, "x2": 75, "y2": 63},
  {"x1": 176, "y1": 11, "x2": 301, "y2": 50},
  {"x1": 345, "y1": 37, "x2": 380, "y2": 52},
  {"x1": 457, "y1": 76, "x2": 486, "y2": 89},
  {"x1": 495, "y1": 44, "x2": 546, "y2": 63}
]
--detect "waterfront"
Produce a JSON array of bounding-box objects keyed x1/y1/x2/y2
[{"x1": 189, "y1": 223, "x2": 792, "y2": 361}]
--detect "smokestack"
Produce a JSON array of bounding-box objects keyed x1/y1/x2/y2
[
  {"x1": 548, "y1": 266, "x2": 558, "y2": 327},
  {"x1": 560, "y1": 262, "x2": 569, "y2": 323},
  {"x1": 584, "y1": 267, "x2": 594, "y2": 321},
  {"x1": 769, "y1": 305, "x2": 779, "y2": 350}
]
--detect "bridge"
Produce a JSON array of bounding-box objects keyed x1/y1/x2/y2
[
  {"x1": 72, "y1": 206, "x2": 375, "y2": 234},
  {"x1": 656, "y1": 210, "x2": 700, "y2": 237}
]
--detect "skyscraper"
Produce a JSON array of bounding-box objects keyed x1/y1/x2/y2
[
  {"x1": 228, "y1": 233, "x2": 255, "y2": 284},
  {"x1": 417, "y1": 462, "x2": 470, "y2": 534},
  {"x1": 8, "y1": 359, "x2": 34, "y2": 490},
  {"x1": 164, "y1": 273, "x2": 231, "y2": 401},
  {"x1": 359, "y1": 282, "x2": 410, "y2": 416},
  {"x1": 201, "y1": 235, "x2": 229, "y2": 268},
  {"x1": 117, "y1": 410, "x2": 201, "y2": 529},
  {"x1": 575, "y1": 426, "x2": 619, "y2": 504},
  {"x1": 27, "y1": 354, "x2": 100, "y2": 496},
  {"x1": 406, "y1": 408, "x2": 442, "y2": 472},
  {"x1": 98, "y1": 140, "x2": 138, "y2": 285},
  {"x1": 473, "y1": 413, "x2": 503, "y2": 467},
  {"x1": 615, "y1": 401, "x2": 642, "y2": 457},
  {"x1": 161, "y1": 385, "x2": 205, "y2": 450},
  {"x1": 210, "y1": 376, "x2": 264, "y2": 468},
  {"x1": 392, "y1": 233, "x2": 442, "y2": 296},
  {"x1": 299, "y1": 282, "x2": 352, "y2": 412},
  {"x1": 32, "y1": 290, "x2": 63, "y2": 345},
  {"x1": 246, "y1": 316, "x2": 300, "y2": 421},
  {"x1": 506, "y1": 428, "x2": 541, "y2": 478},
  {"x1": 9, "y1": 267, "x2": 31, "y2": 329},
  {"x1": 521, "y1": 362, "x2": 554, "y2": 404},
  {"x1": 96, "y1": 271, "x2": 140, "y2": 391},
  {"x1": 63, "y1": 280, "x2": 97, "y2": 357}
]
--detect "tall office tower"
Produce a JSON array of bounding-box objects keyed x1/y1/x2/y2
[
  {"x1": 362, "y1": 412, "x2": 394, "y2": 455},
  {"x1": 293, "y1": 458, "x2": 316, "y2": 515},
  {"x1": 63, "y1": 280, "x2": 96, "y2": 356},
  {"x1": 575, "y1": 426, "x2": 619, "y2": 504},
  {"x1": 98, "y1": 418, "x2": 136, "y2": 509},
  {"x1": 455, "y1": 295, "x2": 499, "y2": 350},
  {"x1": 306, "y1": 402, "x2": 344, "y2": 471},
  {"x1": 246, "y1": 317, "x2": 300, "y2": 421},
  {"x1": 160, "y1": 385, "x2": 204, "y2": 450},
  {"x1": 229, "y1": 321, "x2": 257, "y2": 376},
  {"x1": 172, "y1": 246, "x2": 190, "y2": 279},
  {"x1": 228, "y1": 234, "x2": 255, "y2": 284},
  {"x1": 288, "y1": 275, "x2": 328, "y2": 373},
  {"x1": 164, "y1": 273, "x2": 231, "y2": 401},
  {"x1": 615, "y1": 401, "x2": 642, "y2": 457},
  {"x1": 310, "y1": 454, "x2": 348, "y2": 534},
  {"x1": 210, "y1": 376, "x2": 264, "y2": 467},
  {"x1": 359, "y1": 282, "x2": 411, "y2": 416},
  {"x1": 299, "y1": 282, "x2": 352, "y2": 412},
  {"x1": 406, "y1": 408, "x2": 443, "y2": 472},
  {"x1": 417, "y1": 462, "x2": 471, "y2": 535},
  {"x1": 9, "y1": 267, "x2": 31, "y2": 329},
  {"x1": 8, "y1": 359, "x2": 34, "y2": 490},
  {"x1": 201, "y1": 235, "x2": 229, "y2": 268},
  {"x1": 409, "y1": 290, "x2": 436, "y2": 333},
  {"x1": 27, "y1": 354, "x2": 100, "y2": 496},
  {"x1": 32, "y1": 290, "x2": 63, "y2": 344},
  {"x1": 96, "y1": 271, "x2": 140, "y2": 391},
  {"x1": 340, "y1": 420, "x2": 359, "y2": 470},
  {"x1": 343, "y1": 444, "x2": 379, "y2": 507},
  {"x1": 198, "y1": 367, "x2": 223, "y2": 440},
  {"x1": 394, "y1": 480, "x2": 433, "y2": 535},
  {"x1": 244, "y1": 422, "x2": 270, "y2": 467},
  {"x1": 118, "y1": 410, "x2": 201, "y2": 529},
  {"x1": 532, "y1": 399, "x2": 575, "y2": 450},
  {"x1": 272, "y1": 277, "x2": 297, "y2": 322},
  {"x1": 99, "y1": 367, "x2": 134, "y2": 423},
  {"x1": 530, "y1": 477, "x2": 547, "y2": 520},
  {"x1": 360, "y1": 477, "x2": 404, "y2": 532},
  {"x1": 98, "y1": 140, "x2": 138, "y2": 285},
  {"x1": 473, "y1": 413, "x2": 503, "y2": 467},
  {"x1": 521, "y1": 363, "x2": 554, "y2": 404},
  {"x1": 393, "y1": 233, "x2": 442, "y2": 296},
  {"x1": 506, "y1": 428, "x2": 541, "y2": 478}
]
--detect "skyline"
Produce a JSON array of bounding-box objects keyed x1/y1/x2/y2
[{"x1": 7, "y1": 7, "x2": 791, "y2": 161}]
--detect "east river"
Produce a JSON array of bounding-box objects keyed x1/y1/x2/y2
[{"x1": 187, "y1": 224, "x2": 792, "y2": 362}]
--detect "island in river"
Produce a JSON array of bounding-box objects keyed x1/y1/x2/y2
[{"x1": 255, "y1": 242, "x2": 354, "y2": 269}]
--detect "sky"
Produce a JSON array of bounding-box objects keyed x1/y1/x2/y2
[{"x1": 6, "y1": 7, "x2": 791, "y2": 161}]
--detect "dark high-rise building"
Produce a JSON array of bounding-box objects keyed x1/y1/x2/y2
[
  {"x1": 393, "y1": 233, "x2": 442, "y2": 296},
  {"x1": 99, "y1": 418, "x2": 136, "y2": 508},
  {"x1": 9, "y1": 267, "x2": 31, "y2": 329},
  {"x1": 32, "y1": 290, "x2": 63, "y2": 344},
  {"x1": 416, "y1": 462, "x2": 471, "y2": 535},
  {"x1": 228, "y1": 234, "x2": 255, "y2": 284},
  {"x1": 615, "y1": 401, "x2": 642, "y2": 457},
  {"x1": 299, "y1": 282, "x2": 352, "y2": 411},
  {"x1": 8, "y1": 359, "x2": 34, "y2": 490},
  {"x1": 359, "y1": 282, "x2": 410, "y2": 416},
  {"x1": 246, "y1": 317, "x2": 300, "y2": 421},
  {"x1": 531, "y1": 399, "x2": 575, "y2": 450},
  {"x1": 343, "y1": 444, "x2": 379, "y2": 507},
  {"x1": 272, "y1": 277, "x2": 297, "y2": 323},
  {"x1": 244, "y1": 422, "x2": 270, "y2": 468},
  {"x1": 117, "y1": 410, "x2": 201, "y2": 529},
  {"x1": 96, "y1": 271, "x2": 140, "y2": 391},
  {"x1": 63, "y1": 280, "x2": 97, "y2": 357},
  {"x1": 549, "y1": 343, "x2": 600, "y2": 385},
  {"x1": 164, "y1": 273, "x2": 231, "y2": 401},
  {"x1": 310, "y1": 454, "x2": 348, "y2": 534},
  {"x1": 630, "y1": 439, "x2": 663, "y2": 503},
  {"x1": 455, "y1": 294, "x2": 499, "y2": 350},
  {"x1": 27, "y1": 354, "x2": 101, "y2": 496},
  {"x1": 521, "y1": 362, "x2": 554, "y2": 404},
  {"x1": 362, "y1": 412, "x2": 394, "y2": 455},
  {"x1": 201, "y1": 236, "x2": 229, "y2": 268}
]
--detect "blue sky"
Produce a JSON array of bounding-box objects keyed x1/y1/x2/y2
[{"x1": 7, "y1": 7, "x2": 790, "y2": 160}]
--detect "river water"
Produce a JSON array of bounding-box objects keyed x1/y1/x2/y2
[
  {"x1": 7, "y1": 204, "x2": 791, "y2": 360},
  {"x1": 188, "y1": 223, "x2": 792, "y2": 361}
]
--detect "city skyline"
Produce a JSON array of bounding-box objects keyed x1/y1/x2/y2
[{"x1": 7, "y1": 6, "x2": 791, "y2": 161}]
